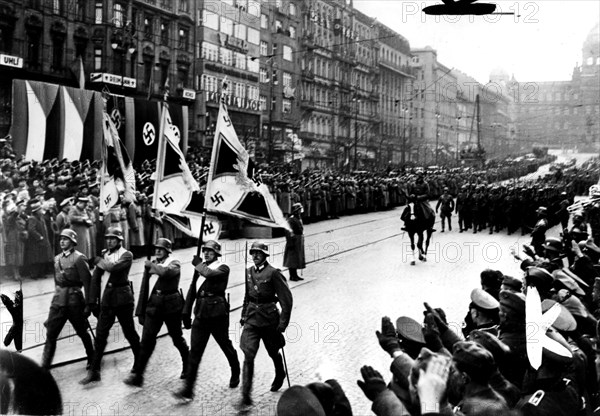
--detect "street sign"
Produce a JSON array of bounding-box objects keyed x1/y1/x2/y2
[
  {"x1": 0, "y1": 54, "x2": 23, "y2": 68},
  {"x1": 182, "y1": 89, "x2": 196, "y2": 100},
  {"x1": 90, "y1": 72, "x2": 136, "y2": 88}
]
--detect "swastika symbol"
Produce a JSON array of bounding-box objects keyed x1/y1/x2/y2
[
  {"x1": 159, "y1": 192, "x2": 174, "y2": 207},
  {"x1": 110, "y1": 109, "x2": 122, "y2": 130},
  {"x1": 171, "y1": 125, "x2": 181, "y2": 143},
  {"x1": 143, "y1": 122, "x2": 155, "y2": 146},
  {"x1": 222, "y1": 114, "x2": 232, "y2": 127},
  {"x1": 211, "y1": 192, "x2": 225, "y2": 206},
  {"x1": 104, "y1": 195, "x2": 112, "y2": 206},
  {"x1": 203, "y1": 223, "x2": 215, "y2": 235}
]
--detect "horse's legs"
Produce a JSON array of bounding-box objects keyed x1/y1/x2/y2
[
  {"x1": 408, "y1": 232, "x2": 416, "y2": 265},
  {"x1": 417, "y1": 231, "x2": 426, "y2": 261},
  {"x1": 425, "y1": 229, "x2": 434, "y2": 253}
]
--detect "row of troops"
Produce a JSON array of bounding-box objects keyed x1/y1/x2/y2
[{"x1": 41, "y1": 226, "x2": 292, "y2": 408}]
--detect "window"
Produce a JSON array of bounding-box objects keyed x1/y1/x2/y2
[
  {"x1": 283, "y1": 99, "x2": 292, "y2": 113},
  {"x1": 178, "y1": 28, "x2": 189, "y2": 50},
  {"x1": 27, "y1": 32, "x2": 41, "y2": 66},
  {"x1": 260, "y1": 14, "x2": 268, "y2": 29},
  {"x1": 289, "y1": 3, "x2": 297, "y2": 15},
  {"x1": 234, "y1": 82, "x2": 245, "y2": 98},
  {"x1": 94, "y1": 47, "x2": 102, "y2": 70},
  {"x1": 179, "y1": 0, "x2": 189, "y2": 12},
  {"x1": 247, "y1": 56, "x2": 259, "y2": 73},
  {"x1": 221, "y1": 17, "x2": 233, "y2": 36},
  {"x1": 234, "y1": 23, "x2": 246, "y2": 40},
  {"x1": 144, "y1": 16, "x2": 153, "y2": 40},
  {"x1": 177, "y1": 68, "x2": 188, "y2": 88},
  {"x1": 260, "y1": 41, "x2": 268, "y2": 56},
  {"x1": 201, "y1": 42, "x2": 219, "y2": 61},
  {"x1": 201, "y1": 74, "x2": 218, "y2": 92},
  {"x1": 259, "y1": 95, "x2": 267, "y2": 111},
  {"x1": 235, "y1": 52, "x2": 246, "y2": 69},
  {"x1": 275, "y1": 0, "x2": 282, "y2": 10},
  {"x1": 247, "y1": 85, "x2": 259, "y2": 101},
  {"x1": 95, "y1": 1, "x2": 103, "y2": 23},
  {"x1": 289, "y1": 26, "x2": 296, "y2": 39},
  {"x1": 113, "y1": 3, "x2": 124, "y2": 27},
  {"x1": 203, "y1": 10, "x2": 219, "y2": 30},
  {"x1": 160, "y1": 21, "x2": 169, "y2": 45},
  {"x1": 272, "y1": 68, "x2": 278, "y2": 85},
  {"x1": 76, "y1": 0, "x2": 86, "y2": 20},
  {"x1": 275, "y1": 20, "x2": 282, "y2": 32},
  {"x1": 283, "y1": 72, "x2": 292, "y2": 87},
  {"x1": 247, "y1": 28, "x2": 259, "y2": 45},
  {"x1": 260, "y1": 67, "x2": 268, "y2": 83},
  {"x1": 52, "y1": 0, "x2": 63, "y2": 15},
  {"x1": 52, "y1": 37, "x2": 65, "y2": 69},
  {"x1": 220, "y1": 47, "x2": 233, "y2": 65},
  {"x1": 247, "y1": 1, "x2": 260, "y2": 17}
]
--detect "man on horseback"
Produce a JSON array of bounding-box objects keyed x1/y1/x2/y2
[{"x1": 401, "y1": 173, "x2": 436, "y2": 265}]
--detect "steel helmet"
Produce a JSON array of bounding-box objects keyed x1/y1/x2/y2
[
  {"x1": 104, "y1": 226, "x2": 124, "y2": 240},
  {"x1": 202, "y1": 240, "x2": 222, "y2": 256},
  {"x1": 249, "y1": 241, "x2": 269, "y2": 256},
  {"x1": 154, "y1": 238, "x2": 172, "y2": 253},
  {"x1": 59, "y1": 229, "x2": 78, "y2": 245},
  {"x1": 589, "y1": 184, "x2": 600, "y2": 197},
  {"x1": 536, "y1": 206, "x2": 548, "y2": 216}
]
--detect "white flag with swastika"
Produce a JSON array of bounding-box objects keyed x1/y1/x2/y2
[
  {"x1": 152, "y1": 104, "x2": 200, "y2": 215},
  {"x1": 205, "y1": 102, "x2": 290, "y2": 231}
]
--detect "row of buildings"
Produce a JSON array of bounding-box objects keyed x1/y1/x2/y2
[{"x1": 0, "y1": 0, "x2": 597, "y2": 169}]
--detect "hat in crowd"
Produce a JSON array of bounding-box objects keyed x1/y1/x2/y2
[
  {"x1": 76, "y1": 197, "x2": 89, "y2": 204},
  {"x1": 452, "y1": 341, "x2": 496, "y2": 382},
  {"x1": 395, "y1": 316, "x2": 426, "y2": 345},
  {"x1": 470, "y1": 288, "x2": 500, "y2": 310},
  {"x1": 154, "y1": 238, "x2": 172, "y2": 253},
  {"x1": 249, "y1": 241, "x2": 269, "y2": 256},
  {"x1": 543, "y1": 237, "x2": 563, "y2": 253},
  {"x1": 559, "y1": 267, "x2": 589, "y2": 290},
  {"x1": 202, "y1": 240, "x2": 222, "y2": 256},
  {"x1": 60, "y1": 197, "x2": 73, "y2": 208},
  {"x1": 468, "y1": 330, "x2": 510, "y2": 364},
  {"x1": 105, "y1": 226, "x2": 124, "y2": 240},
  {"x1": 499, "y1": 290, "x2": 526, "y2": 317},
  {"x1": 552, "y1": 270, "x2": 585, "y2": 297},
  {"x1": 501, "y1": 275, "x2": 523, "y2": 292},
  {"x1": 59, "y1": 229, "x2": 78, "y2": 245},
  {"x1": 292, "y1": 202, "x2": 303, "y2": 213},
  {"x1": 524, "y1": 267, "x2": 554, "y2": 294},
  {"x1": 536, "y1": 206, "x2": 548, "y2": 215},
  {"x1": 570, "y1": 227, "x2": 588, "y2": 241},
  {"x1": 578, "y1": 239, "x2": 600, "y2": 255},
  {"x1": 277, "y1": 385, "x2": 326, "y2": 416},
  {"x1": 540, "y1": 300, "x2": 577, "y2": 332},
  {"x1": 480, "y1": 269, "x2": 503, "y2": 291},
  {"x1": 29, "y1": 200, "x2": 42, "y2": 212},
  {"x1": 560, "y1": 295, "x2": 591, "y2": 319}
]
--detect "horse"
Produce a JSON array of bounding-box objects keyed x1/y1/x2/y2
[{"x1": 401, "y1": 200, "x2": 436, "y2": 265}]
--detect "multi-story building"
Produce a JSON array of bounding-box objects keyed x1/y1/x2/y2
[
  {"x1": 257, "y1": 0, "x2": 301, "y2": 164},
  {"x1": 515, "y1": 23, "x2": 599, "y2": 152},
  {"x1": 411, "y1": 47, "x2": 457, "y2": 166},
  {"x1": 376, "y1": 22, "x2": 414, "y2": 165}
]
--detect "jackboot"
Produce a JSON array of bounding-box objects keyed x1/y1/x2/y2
[
  {"x1": 82, "y1": 333, "x2": 95, "y2": 370},
  {"x1": 41, "y1": 341, "x2": 56, "y2": 370},
  {"x1": 180, "y1": 352, "x2": 189, "y2": 379},
  {"x1": 124, "y1": 372, "x2": 144, "y2": 387},
  {"x1": 230, "y1": 355, "x2": 240, "y2": 388},
  {"x1": 270, "y1": 353, "x2": 286, "y2": 392},
  {"x1": 241, "y1": 360, "x2": 254, "y2": 406},
  {"x1": 79, "y1": 369, "x2": 101, "y2": 385}
]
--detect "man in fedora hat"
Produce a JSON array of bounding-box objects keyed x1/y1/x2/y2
[
  {"x1": 174, "y1": 240, "x2": 240, "y2": 402},
  {"x1": 239, "y1": 241, "x2": 293, "y2": 406},
  {"x1": 25, "y1": 199, "x2": 52, "y2": 280},
  {"x1": 81, "y1": 226, "x2": 140, "y2": 385},
  {"x1": 283, "y1": 203, "x2": 306, "y2": 281},
  {"x1": 41, "y1": 229, "x2": 95, "y2": 370},
  {"x1": 124, "y1": 238, "x2": 189, "y2": 387}
]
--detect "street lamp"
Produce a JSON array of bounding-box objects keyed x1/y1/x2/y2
[
  {"x1": 353, "y1": 96, "x2": 361, "y2": 170},
  {"x1": 455, "y1": 115, "x2": 461, "y2": 164},
  {"x1": 400, "y1": 106, "x2": 409, "y2": 165},
  {"x1": 435, "y1": 111, "x2": 440, "y2": 165}
]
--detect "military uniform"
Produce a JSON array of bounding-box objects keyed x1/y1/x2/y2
[
  {"x1": 41, "y1": 245, "x2": 94, "y2": 369},
  {"x1": 240, "y1": 246, "x2": 293, "y2": 404},
  {"x1": 435, "y1": 191, "x2": 454, "y2": 232}
]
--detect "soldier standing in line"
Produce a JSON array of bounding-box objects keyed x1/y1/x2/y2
[
  {"x1": 530, "y1": 207, "x2": 549, "y2": 257},
  {"x1": 41, "y1": 229, "x2": 95, "y2": 370},
  {"x1": 80, "y1": 226, "x2": 140, "y2": 385},
  {"x1": 283, "y1": 203, "x2": 306, "y2": 281},
  {"x1": 173, "y1": 240, "x2": 240, "y2": 402},
  {"x1": 239, "y1": 242, "x2": 293, "y2": 407},
  {"x1": 436, "y1": 187, "x2": 455, "y2": 232},
  {"x1": 124, "y1": 238, "x2": 189, "y2": 387}
]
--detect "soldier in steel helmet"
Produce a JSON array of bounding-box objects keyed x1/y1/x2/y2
[
  {"x1": 173, "y1": 240, "x2": 240, "y2": 402},
  {"x1": 239, "y1": 241, "x2": 293, "y2": 407},
  {"x1": 80, "y1": 226, "x2": 140, "y2": 385},
  {"x1": 124, "y1": 238, "x2": 189, "y2": 387},
  {"x1": 41, "y1": 228, "x2": 95, "y2": 370}
]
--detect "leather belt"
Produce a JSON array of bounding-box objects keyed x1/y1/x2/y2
[
  {"x1": 153, "y1": 290, "x2": 178, "y2": 296},
  {"x1": 56, "y1": 283, "x2": 82, "y2": 289},
  {"x1": 248, "y1": 295, "x2": 277, "y2": 304},
  {"x1": 199, "y1": 291, "x2": 225, "y2": 298},
  {"x1": 107, "y1": 282, "x2": 129, "y2": 288}
]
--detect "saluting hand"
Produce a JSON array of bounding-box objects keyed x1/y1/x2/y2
[{"x1": 191, "y1": 255, "x2": 202, "y2": 267}]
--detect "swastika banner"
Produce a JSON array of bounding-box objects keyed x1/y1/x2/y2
[{"x1": 205, "y1": 102, "x2": 290, "y2": 231}]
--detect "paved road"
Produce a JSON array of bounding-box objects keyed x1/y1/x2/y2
[{"x1": 0, "y1": 152, "x2": 589, "y2": 415}]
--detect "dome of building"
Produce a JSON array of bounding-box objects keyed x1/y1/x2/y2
[
  {"x1": 582, "y1": 22, "x2": 599, "y2": 65},
  {"x1": 584, "y1": 22, "x2": 599, "y2": 48},
  {"x1": 489, "y1": 67, "x2": 509, "y2": 82}
]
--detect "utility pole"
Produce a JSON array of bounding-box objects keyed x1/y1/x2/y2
[
  {"x1": 435, "y1": 109, "x2": 440, "y2": 166},
  {"x1": 456, "y1": 115, "x2": 461, "y2": 165},
  {"x1": 353, "y1": 96, "x2": 360, "y2": 170}
]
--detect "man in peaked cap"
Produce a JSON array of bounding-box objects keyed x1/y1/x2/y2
[
  {"x1": 80, "y1": 227, "x2": 140, "y2": 385},
  {"x1": 41, "y1": 229, "x2": 95, "y2": 371},
  {"x1": 462, "y1": 288, "x2": 500, "y2": 338},
  {"x1": 174, "y1": 240, "x2": 240, "y2": 402},
  {"x1": 283, "y1": 202, "x2": 306, "y2": 281},
  {"x1": 125, "y1": 238, "x2": 189, "y2": 388},
  {"x1": 239, "y1": 241, "x2": 293, "y2": 406},
  {"x1": 501, "y1": 275, "x2": 523, "y2": 293}
]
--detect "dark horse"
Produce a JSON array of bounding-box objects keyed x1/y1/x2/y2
[{"x1": 401, "y1": 198, "x2": 436, "y2": 265}]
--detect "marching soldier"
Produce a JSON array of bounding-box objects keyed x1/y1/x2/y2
[
  {"x1": 80, "y1": 226, "x2": 140, "y2": 385},
  {"x1": 456, "y1": 185, "x2": 469, "y2": 233},
  {"x1": 41, "y1": 229, "x2": 95, "y2": 370},
  {"x1": 435, "y1": 187, "x2": 455, "y2": 232},
  {"x1": 124, "y1": 238, "x2": 189, "y2": 387},
  {"x1": 174, "y1": 240, "x2": 240, "y2": 402},
  {"x1": 239, "y1": 242, "x2": 293, "y2": 407}
]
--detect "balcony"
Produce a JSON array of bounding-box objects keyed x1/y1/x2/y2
[
  {"x1": 301, "y1": 98, "x2": 316, "y2": 110},
  {"x1": 369, "y1": 91, "x2": 380, "y2": 101},
  {"x1": 301, "y1": 69, "x2": 315, "y2": 80},
  {"x1": 339, "y1": 81, "x2": 352, "y2": 92},
  {"x1": 301, "y1": 33, "x2": 315, "y2": 49}
]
